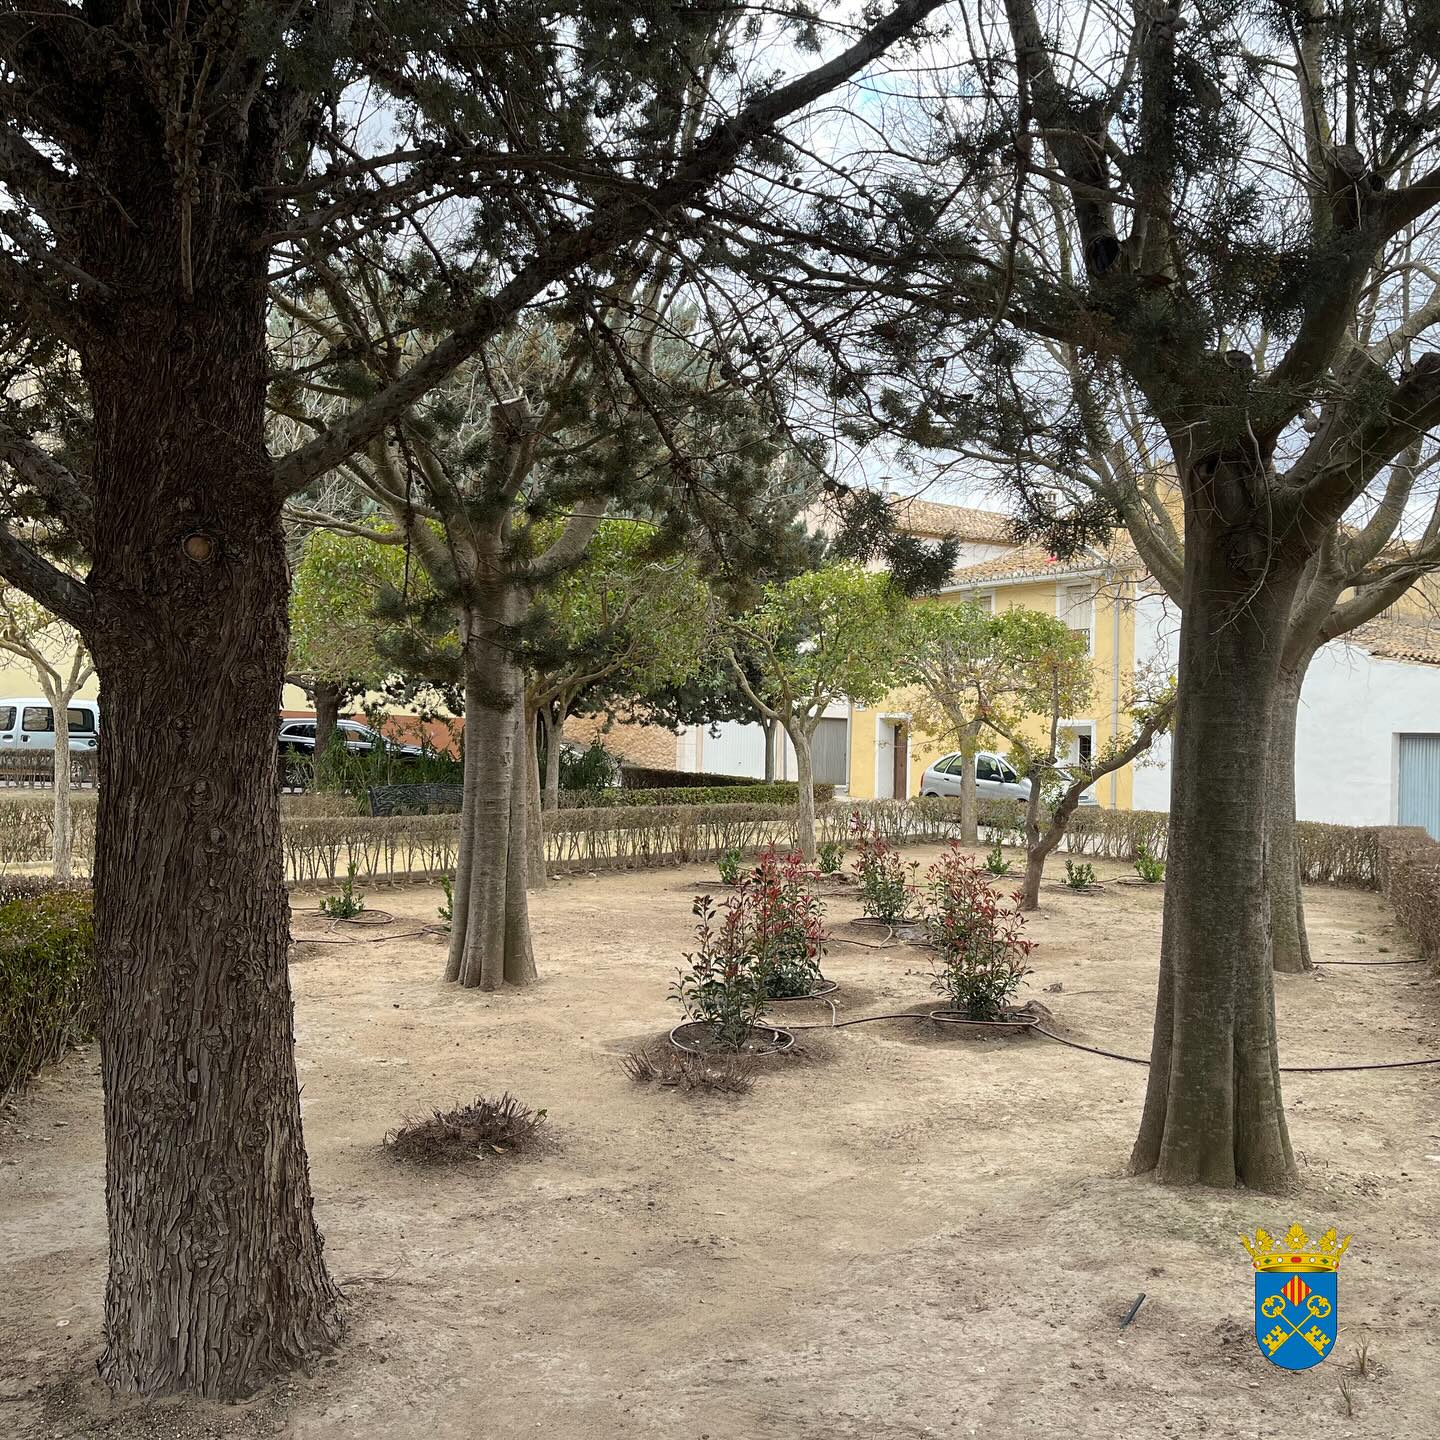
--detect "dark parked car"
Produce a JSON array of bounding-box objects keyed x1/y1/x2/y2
[{"x1": 277, "y1": 717, "x2": 424, "y2": 760}]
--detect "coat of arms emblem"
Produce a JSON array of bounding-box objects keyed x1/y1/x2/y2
[{"x1": 1241, "y1": 1224, "x2": 1352, "y2": 1371}]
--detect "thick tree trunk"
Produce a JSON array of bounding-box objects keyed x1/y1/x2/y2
[
  {"x1": 312, "y1": 680, "x2": 343, "y2": 758},
  {"x1": 542, "y1": 704, "x2": 563, "y2": 809},
  {"x1": 763, "y1": 716, "x2": 778, "y2": 783},
  {"x1": 51, "y1": 698, "x2": 72, "y2": 881},
  {"x1": 787, "y1": 723, "x2": 818, "y2": 861},
  {"x1": 525, "y1": 704, "x2": 547, "y2": 891},
  {"x1": 1130, "y1": 535, "x2": 1298, "y2": 1191},
  {"x1": 446, "y1": 614, "x2": 537, "y2": 989},
  {"x1": 83, "y1": 276, "x2": 341, "y2": 1393},
  {"x1": 1267, "y1": 664, "x2": 1313, "y2": 974}
]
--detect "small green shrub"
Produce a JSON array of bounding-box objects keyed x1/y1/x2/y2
[
  {"x1": 319, "y1": 860, "x2": 367, "y2": 919},
  {"x1": 746, "y1": 847, "x2": 826, "y2": 1000},
  {"x1": 850, "y1": 812, "x2": 917, "y2": 922},
  {"x1": 817, "y1": 839, "x2": 845, "y2": 875},
  {"x1": 671, "y1": 895, "x2": 768, "y2": 1051},
  {"x1": 984, "y1": 842, "x2": 1012, "y2": 876},
  {"x1": 717, "y1": 847, "x2": 744, "y2": 886},
  {"x1": 0, "y1": 888, "x2": 96, "y2": 1100},
  {"x1": 925, "y1": 843, "x2": 1033, "y2": 1021},
  {"x1": 558, "y1": 741, "x2": 619, "y2": 792},
  {"x1": 1134, "y1": 848, "x2": 1166, "y2": 883},
  {"x1": 1064, "y1": 858, "x2": 1097, "y2": 890},
  {"x1": 438, "y1": 874, "x2": 454, "y2": 929}
]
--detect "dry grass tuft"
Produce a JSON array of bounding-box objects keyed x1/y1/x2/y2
[
  {"x1": 622, "y1": 1048, "x2": 757, "y2": 1094},
  {"x1": 383, "y1": 1092, "x2": 549, "y2": 1166}
]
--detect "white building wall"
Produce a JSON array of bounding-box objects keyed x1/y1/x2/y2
[
  {"x1": 1130, "y1": 591, "x2": 1179, "y2": 812},
  {"x1": 1127, "y1": 589, "x2": 1440, "y2": 825},
  {"x1": 1293, "y1": 643, "x2": 1440, "y2": 826},
  {"x1": 689, "y1": 720, "x2": 767, "y2": 779},
  {"x1": 681, "y1": 699, "x2": 853, "y2": 787}
]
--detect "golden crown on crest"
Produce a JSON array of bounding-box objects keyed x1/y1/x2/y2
[{"x1": 1241, "y1": 1224, "x2": 1353, "y2": 1273}]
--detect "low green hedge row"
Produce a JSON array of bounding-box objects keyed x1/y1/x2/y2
[
  {"x1": 556, "y1": 781, "x2": 835, "y2": 809},
  {"x1": 0, "y1": 885, "x2": 96, "y2": 1101},
  {"x1": 617, "y1": 765, "x2": 761, "y2": 789},
  {"x1": 0, "y1": 790, "x2": 1396, "y2": 894}
]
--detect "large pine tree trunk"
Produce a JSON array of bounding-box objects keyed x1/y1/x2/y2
[
  {"x1": 1267, "y1": 664, "x2": 1313, "y2": 974},
  {"x1": 787, "y1": 722, "x2": 818, "y2": 861},
  {"x1": 312, "y1": 680, "x2": 343, "y2": 758},
  {"x1": 1130, "y1": 532, "x2": 1298, "y2": 1191},
  {"x1": 51, "y1": 697, "x2": 72, "y2": 881},
  {"x1": 445, "y1": 612, "x2": 537, "y2": 989},
  {"x1": 84, "y1": 271, "x2": 341, "y2": 1393}
]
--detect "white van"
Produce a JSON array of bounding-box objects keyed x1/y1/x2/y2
[{"x1": 0, "y1": 698, "x2": 100, "y2": 752}]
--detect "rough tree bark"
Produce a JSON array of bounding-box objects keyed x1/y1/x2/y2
[
  {"x1": 1130, "y1": 528, "x2": 1298, "y2": 1191},
  {"x1": 83, "y1": 228, "x2": 342, "y2": 1393},
  {"x1": 762, "y1": 716, "x2": 778, "y2": 783},
  {"x1": 446, "y1": 600, "x2": 537, "y2": 988}
]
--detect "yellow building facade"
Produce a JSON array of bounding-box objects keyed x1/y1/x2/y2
[{"x1": 842, "y1": 501, "x2": 1144, "y2": 808}]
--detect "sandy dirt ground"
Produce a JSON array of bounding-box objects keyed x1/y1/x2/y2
[{"x1": 3, "y1": 846, "x2": 1439, "y2": 1440}]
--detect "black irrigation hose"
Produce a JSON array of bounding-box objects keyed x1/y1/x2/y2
[
  {"x1": 1322, "y1": 958, "x2": 1426, "y2": 967},
  {"x1": 289, "y1": 927, "x2": 437, "y2": 946},
  {"x1": 827, "y1": 929, "x2": 900, "y2": 951},
  {"x1": 776, "y1": 1009, "x2": 1440, "y2": 1073}
]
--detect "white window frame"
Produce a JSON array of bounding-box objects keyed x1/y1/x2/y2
[{"x1": 1057, "y1": 581, "x2": 1096, "y2": 656}]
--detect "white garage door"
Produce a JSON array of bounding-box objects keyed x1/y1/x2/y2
[{"x1": 1397, "y1": 734, "x2": 1440, "y2": 839}]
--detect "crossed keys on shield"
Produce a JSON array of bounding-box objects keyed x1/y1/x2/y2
[{"x1": 1260, "y1": 1290, "x2": 1333, "y2": 1357}]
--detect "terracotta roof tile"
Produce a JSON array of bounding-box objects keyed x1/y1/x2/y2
[
  {"x1": 946, "y1": 537, "x2": 1142, "y2": 586},
  {"x1": 891, "y1": 496, "x2": 1016, "y2": 543},
  {"x1": 1349, "y1": 615, "x2": 1440, "y2": 668}
]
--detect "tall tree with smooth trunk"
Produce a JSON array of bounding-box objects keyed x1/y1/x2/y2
[{"x1": 766, "y1": 0, "x2": 1440, "y2": 1188}]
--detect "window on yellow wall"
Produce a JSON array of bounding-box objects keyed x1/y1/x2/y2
[{"x1": 1063, "y1": 583, "x2": 1094, "y2": 651}]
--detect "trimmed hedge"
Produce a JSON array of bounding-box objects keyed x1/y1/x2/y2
[
  {"x1": 1377, "y1": 827, "x2": 1440, "y2": 962},
  {"x1": 556, "y1": 781, "x2": 836, "y2": 809},
  {"x1": 0, "y1": 793, "x2": 97, "y2": 872},
  {"x1": 0, "y1": 886, "x2": 96, "y2": 1101},
  {"x1": 0, "y1": 786, "x2": 1409, "y2": 900},
  {"x1": 618, "y1": 765, "x2": 761, "y2": 790}
]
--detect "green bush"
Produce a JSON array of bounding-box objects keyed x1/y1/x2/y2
[
  {"x1": 0, "y1": 888, "x2": 96, "y2": 1101},
  {"x1": 557, "y1": 781, "x2": 835, "y2": 809},
  {"x1": 557, "y1": 741, "x2": 619, "y2": 791},
  {"x1": 620, "y1": 764, "x2": 760, "y2": 789}
]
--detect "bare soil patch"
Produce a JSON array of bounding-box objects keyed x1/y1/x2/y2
[{"x1": 3, "y1": 846, "x2": 1439, "y2": 1439}]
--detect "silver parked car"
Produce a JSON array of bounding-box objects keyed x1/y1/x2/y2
[{"x1": 919, "y1": 750, "x2": 1098, "y2": 806}]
